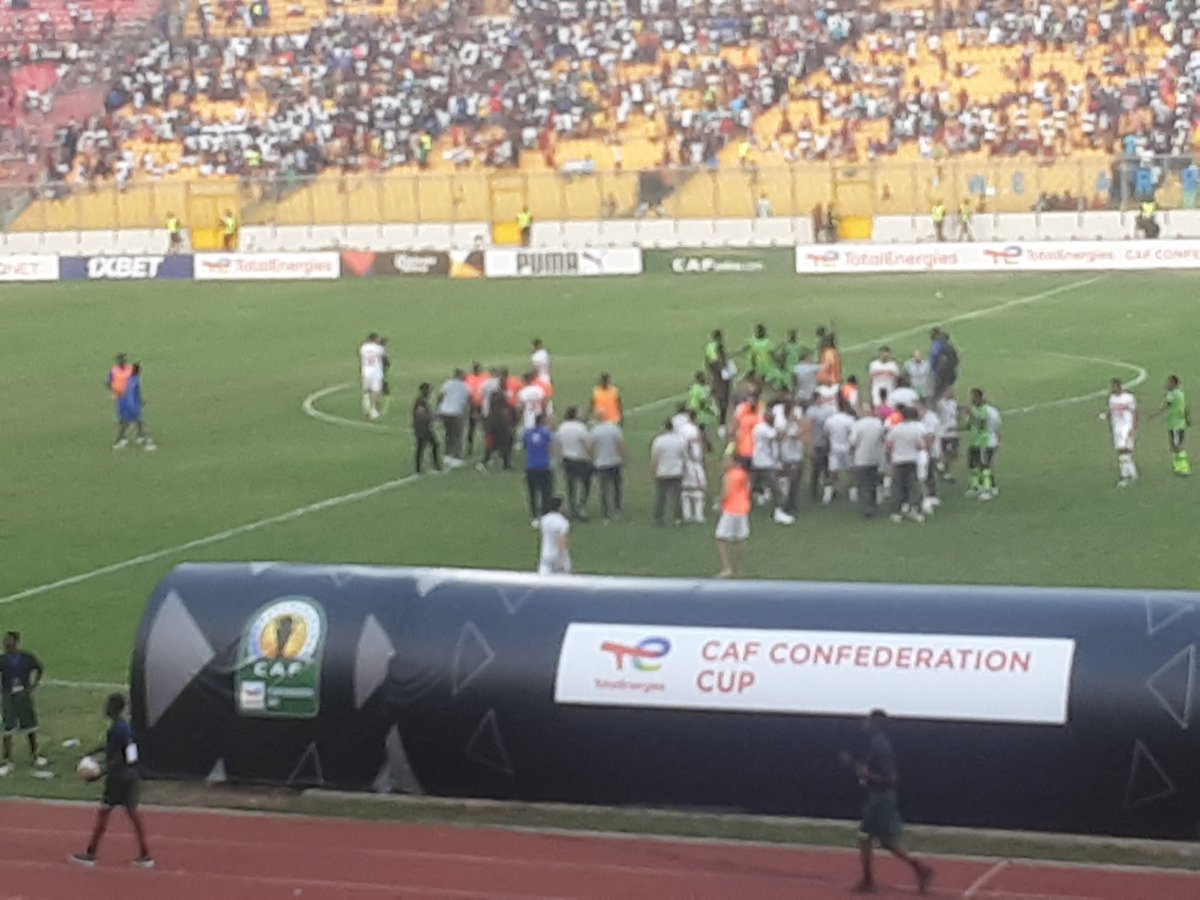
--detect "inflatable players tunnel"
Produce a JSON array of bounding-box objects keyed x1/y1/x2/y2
[{"x1": 131, "y1": 564, "x2": 1200, "y2": 838}]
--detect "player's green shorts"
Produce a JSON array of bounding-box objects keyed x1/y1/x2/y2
[
  {"x1": 102, "y1": 773, "x2": 141, "y2": 809},
  {"x1": 1, "y1": 690, "x2": 38, "y2": 735},
  {"x1": 859, "y1": 789, "x2": 904, "y2": 844}
]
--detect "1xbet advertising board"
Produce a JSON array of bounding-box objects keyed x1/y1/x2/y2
[{"x1": 60, "y1": 255, "x2": 194, "y2": 280}]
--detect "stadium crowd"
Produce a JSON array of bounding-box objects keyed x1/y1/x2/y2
[{"x1": 2, "y1": 0, "x2": 1197, "y2": 192}]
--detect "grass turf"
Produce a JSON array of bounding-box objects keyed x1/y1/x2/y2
[{"x1": 0, "y1": 268, "x2": 1194, "y2": 804}]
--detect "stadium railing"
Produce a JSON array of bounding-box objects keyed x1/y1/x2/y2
[{"x1": 2, "y1": 156, "x2": 1193, "y2": 234}]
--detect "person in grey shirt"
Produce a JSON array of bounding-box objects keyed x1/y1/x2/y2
[
  {"x1": 904, "y1": 350, "x2": 932, "y2": 400},
  {"x1": 650, "y1": 419, "x2": 688, "y2": 526},
  {"x1": 555, "y1": 407, "x2": 593, "y2": 520},
  {"x1": 591, "y1": 411, "x2": 626, "y2": 521},
  {"x1": 437, "y1": 369, "x2": 471, "y2": 465},
  {"x1": 850, "y1": 405, "x2": 886, "y2": 517},
  {"x1": 793, "y1": 351, "x2": 821, "y2": 404},
  {"x1": 886, "y1": 408, "x2": 932, "y2": 523},
  {"x1": 804, "y1": 399, "x2": 833, "y2": 501}
]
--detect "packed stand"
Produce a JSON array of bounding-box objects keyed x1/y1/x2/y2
[{"x1": 16, "y1": 0, "x2": 1200, "y2": 197}]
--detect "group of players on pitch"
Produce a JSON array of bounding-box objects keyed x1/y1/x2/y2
[{"x1": 694, "y1": 325, "x2": 998, "y2": 533}]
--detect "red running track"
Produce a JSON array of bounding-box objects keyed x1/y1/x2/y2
[{"x1": 0, "y1": 800, "x2": 1197, "y2": 899}]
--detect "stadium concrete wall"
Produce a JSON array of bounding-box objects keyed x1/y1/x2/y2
[
  {"x1": 131, "y1": 563, "x2": 1200, "y2": 839},
  {"x1": 6, "y1": 210, "x2": 1200, "y2": 256}
]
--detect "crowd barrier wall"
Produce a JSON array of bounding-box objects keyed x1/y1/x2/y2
[
  {"x1": 4, "y1": 157, "x2": 1187, "y2": 233},
  {"x1": 131, "y1": 563, "x2": 1200, "y2": 839},
  {"x1": 6, "y1": 210, "x2": 1200, "y2": 257}
]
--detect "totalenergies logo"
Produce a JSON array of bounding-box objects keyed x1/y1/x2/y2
[
  {"x1": 983, "y1": 245, "x2": 1023, "y2": 265},
  {"x1": 806, "y1": 249, "x2": 840, "y2": 266},
  {"x1": 600, "y1": 637, "x2": 672, "y2": 672}
]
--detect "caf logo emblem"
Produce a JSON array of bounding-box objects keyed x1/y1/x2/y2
[{"x1": 235, "y1": 596, "x2": 325, "y2": 718}]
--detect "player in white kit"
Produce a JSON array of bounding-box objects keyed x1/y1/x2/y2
[
  {"x1": 679, "y1": 410, "x2": 709, "y2": 523},
  {"x1": 1103, "y1": 379, "x2": 1139, "y2": 487},
  {"x1": 537, "y1": 497, "x2": 572, "y2": 574},
  {"x1": 823, "y1": 404, "x2": 857, "y2": 504},
  {"x1": 868, "y1": 347, "x2": 900, "y2": 408},
  {"x1": 516, "y1": 372, "x2": 548, "y2": 434},
  {"x1": 358, "y1": 332, "x2": 386, "y2": 420},
  {"x1": 531, "y1": 338, "x2": 551, "y2": 383}
]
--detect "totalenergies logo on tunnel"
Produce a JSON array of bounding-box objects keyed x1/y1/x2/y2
[{"x1": 600, "y1": 637, "x2": 672, "y2": 672}]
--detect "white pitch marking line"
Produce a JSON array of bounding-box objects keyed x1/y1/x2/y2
[
  {"x1": 303, "y1": 277, "x2": 1104, "y2": 432},
  {"x1": 0, "y1": 277, "x2": 1102, "y2": 607},
  {"x1": 1002, "y1": 352, "x2": 1148, "y2": 416},
  {"x1": 0, "y1": 474, "x2": 421, "y2": 606},
  {"x1": 964, "y1": 859, "x2": 1011, "y2": 897}
]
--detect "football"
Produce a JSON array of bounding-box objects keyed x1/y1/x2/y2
[{"x1": 77, "y1": 756, "x2": 102, "y2": 782}]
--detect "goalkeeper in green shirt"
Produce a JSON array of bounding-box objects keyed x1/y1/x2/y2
[{"x1": 1152, "y1": 375, "x2": 1191, "y2": 476}]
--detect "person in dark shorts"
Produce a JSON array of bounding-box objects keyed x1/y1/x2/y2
[
  {"x1": 71, "y1": 693, "x2": 154, "y2": 868},
  {"x1": 0, "y1": 631, "x2": 46, "y2": 775},
  {"x1": 411, "y1": 382, "x2": 441, "y2": 474},
  {"x1": 840, "y1": 710, "x2": 932, "y2": 894}
]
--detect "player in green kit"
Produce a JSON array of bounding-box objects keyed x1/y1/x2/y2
[
  {"x1": 965, "y1": 388, "x2": 999, "y2": 500},
  {"x1": 686, "y1": 372, "x2": 720, "y2": 430},
  {"x1": 1152, "y1": 375, "x2": 1191, "y2": 476},
  {"x1": 742, "y1": 324, "x2": 776, "y2": 379},
  {"x1": 781, "y1": 328, "x2": 807, "y2": 375}
]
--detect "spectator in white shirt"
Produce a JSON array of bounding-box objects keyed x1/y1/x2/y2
[
  {"x1": 850, "y1": 403, "x2": 886, "y2": 517},
  {"x1": 436, "y1": 368, "x2": 470, "y2": 465},
  {"x1": 886, "y1": 407, "x2": 932, "y2": 523},
  {"x1": 591, "y1": 410, "x2": 625, "y2": 521},
  {"x1": 555, "y1": 407, "x2": 593, "y2": 520},
  {"x1": 650, "y1": 420, "x2": 688, "y2": 527}
]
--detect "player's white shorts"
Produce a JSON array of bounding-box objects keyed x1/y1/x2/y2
[
  {"x1": 715, "y1": 512, "x2": 750, "y2": 542},
  {"x1": 1112, "y1": 427, "x2": 1135, "y2": 452},
  {"x1": 538, "y1": 555, "x2": 572, "y2": 576},
  {"x1": 828, "y1": 446, "x2": 851, "y2": 473},
  {"x1": 683, "y1": 460, "x2": 707, "y2": 492},
  {"x1": 362, "y1": 370, "x2": 384, "y2": 394},
  {"x1": 917, "y1": 450, "x2": 930, "y2": 482}
]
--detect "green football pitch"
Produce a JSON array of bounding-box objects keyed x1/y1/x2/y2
[{"x1": 0, "y1": 269, "x2": 1194, "y2": 797}]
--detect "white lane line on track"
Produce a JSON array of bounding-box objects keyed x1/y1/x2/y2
[
  {"x1": 0, "y1": 277, "x2": 1101, "y2": 607},
  {"x1": 964, "y1": 859, "x2": 1011, "y2": 897}
]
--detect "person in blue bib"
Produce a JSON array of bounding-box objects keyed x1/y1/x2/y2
[{"x1": 114, "y1": 363, "x2": 156, "y2": 451}]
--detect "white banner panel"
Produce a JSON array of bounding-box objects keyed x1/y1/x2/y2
[
  {"x1": 0, "y1": 255, "x2": 59, "y2": 282},
  {"x1": 484, "y1": 247, "x2": 642, "y2": 278},
  {"x1": 555, "y1": 623, "x2": 1075, "y2": 725},
  {"x1": 796, "y1": 239, "x2": 1200, "y2": 274},
  {"x1": 195, "y1": 252, "x2": 340, "y2": 281}
]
